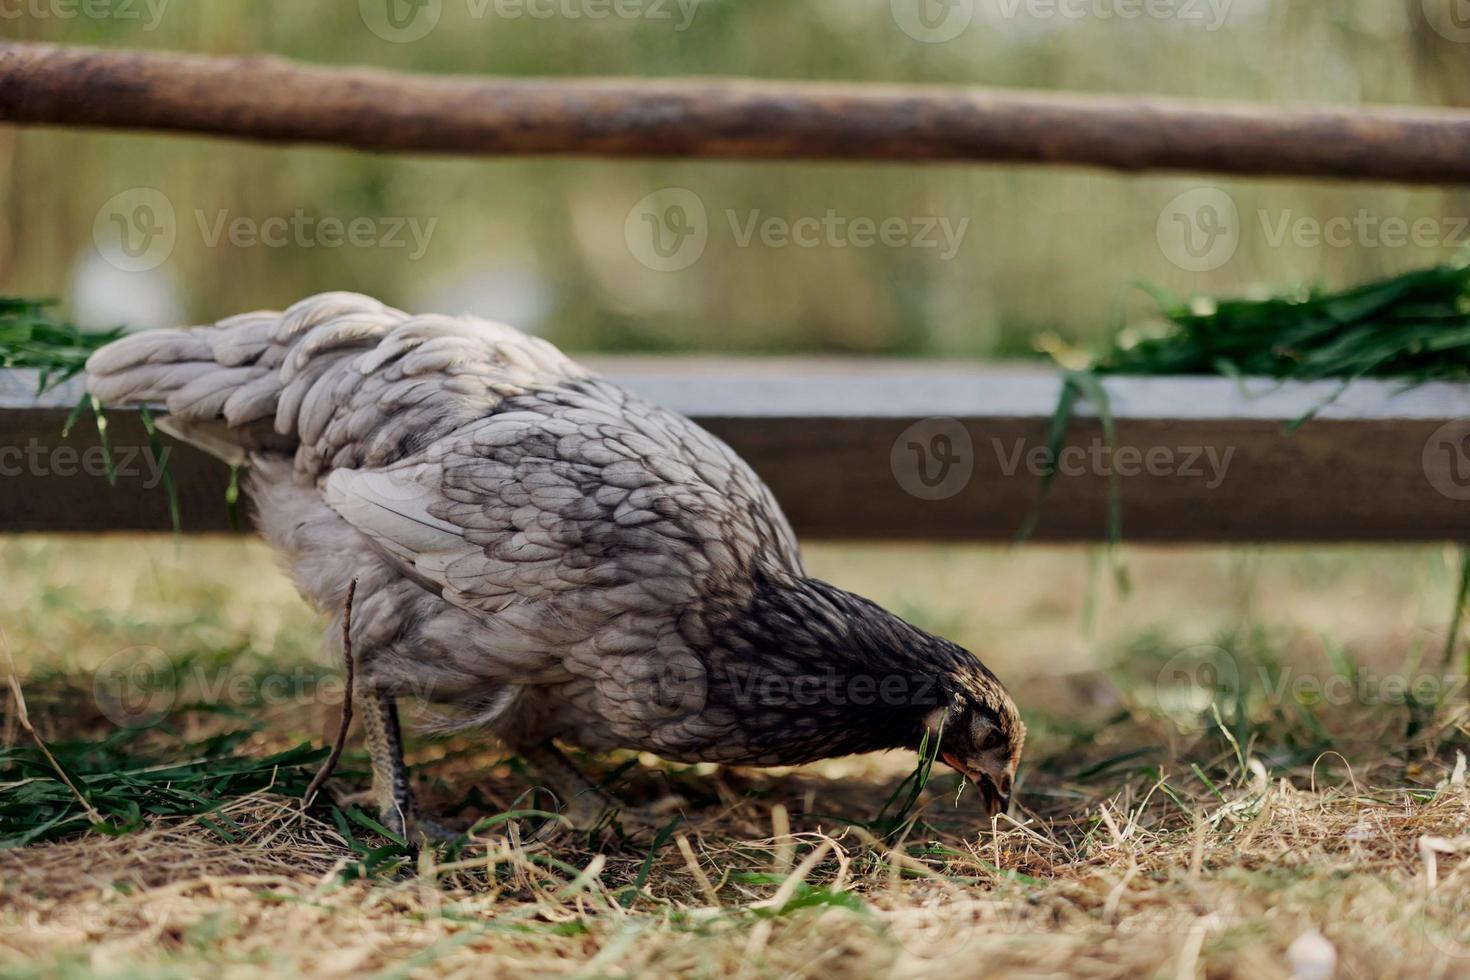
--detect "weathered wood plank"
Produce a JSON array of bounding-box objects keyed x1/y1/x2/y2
[
  {"x1": 2, "y1": 361, "x2": 1468, "y2": 542},
  {"x1": 3, "y1": 41, "x2": 1470, "y2": 184}
]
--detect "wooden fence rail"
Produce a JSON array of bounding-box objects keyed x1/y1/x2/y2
[
  {"x1": 4, "y1": 361, "x2": 1469, "y2": 542},
  {"x1": 3, "y1": 41, "x2": 1470, "y2": 183},
  {"x1": 4, "y1": 43, "x2": 1470, "y2": 543}
]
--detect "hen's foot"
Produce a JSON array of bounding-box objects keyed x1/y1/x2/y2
[
  {"x1": 517, "y1": 741, "x2": 687, "y2": 839},
  {"x1": 377, "y1": 804, "x2": 460, "y2": 845}
]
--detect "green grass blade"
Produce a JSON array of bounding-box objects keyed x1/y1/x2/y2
[{"x1": 137, "y1": 405, "x2": 182, "y2": 535}]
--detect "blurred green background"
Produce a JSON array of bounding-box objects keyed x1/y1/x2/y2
[{"x1": 1, "y1": 0, "x2": 1468, "y2": 357}]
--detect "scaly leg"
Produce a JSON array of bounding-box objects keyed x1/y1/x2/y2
[{"x1": 358, "y1": 685, "x2": 456, "y2": 843}]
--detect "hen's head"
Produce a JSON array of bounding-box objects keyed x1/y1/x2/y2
[
  {"x1": 924, "y1": 660, "x2": 1026, "y2": 819},
  {"x1": 717, "y1": 574, "x2": 1025, "y2": 815}
]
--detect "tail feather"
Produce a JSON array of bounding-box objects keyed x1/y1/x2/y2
[
  {"x1": 86, "y1": 289, "x2": 586, "y2": 475},
  {"x1": 87, "y1": 358, "x2": 220, "y2": 407},
  {"x1": 86, "y1": 292, "x2": 407, "y2": 464}
]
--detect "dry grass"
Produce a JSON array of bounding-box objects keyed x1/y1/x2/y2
[{"x1": 3, "y1": 537, "x2": 1470, "y2": 978}]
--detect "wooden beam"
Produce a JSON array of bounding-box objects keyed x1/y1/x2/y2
[
  {"x1": 3, "y1": 41, "x2": 1470, "y2": 184},
  {"x1": 3, "y1": 361, "x2": 1469, "y2": 542}
]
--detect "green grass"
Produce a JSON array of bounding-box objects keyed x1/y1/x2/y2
[
  {"x1": 1036, "y1": 258, "x2": 1470, "y2": 490},
  {"x1": 0, "y1": 727, "x2": 324, "y2": 848},
  {"x1": 1026, "y1": 260, "x2": 1470, "y2": 628},
  {"x1": 1100, "y1": 260, "x2": 1470, "y2": 386},
  {"x1": 0, "y1": 297, "x2": 187, "y2": 531},
  {"x1": 0, "y1": 298, "x2": 121, "y2": 396}
]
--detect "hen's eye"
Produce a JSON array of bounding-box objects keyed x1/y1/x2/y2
[{"x1": 980, "y1": 729, "x2": 1005, "y2": 752}]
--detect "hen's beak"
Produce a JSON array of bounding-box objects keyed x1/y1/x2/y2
[{"x1": 943, "y1": 753, "x2": 1011, "y2": 819}]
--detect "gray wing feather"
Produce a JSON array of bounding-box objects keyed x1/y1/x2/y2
[
  {"x1": 88, "y1": 289, "x2": 802, "y2": 648},
  {"x1": 322, "y1": 378, "x2": 802, "y2": 620}
]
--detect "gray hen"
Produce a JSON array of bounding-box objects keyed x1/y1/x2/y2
[{"x1": 87, "y1": 292, "x2": 1025, "y2": 837}]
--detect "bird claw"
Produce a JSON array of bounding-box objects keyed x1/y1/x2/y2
[{"x1": 378, "y1": 806, "x2": 462, "y2": 848}]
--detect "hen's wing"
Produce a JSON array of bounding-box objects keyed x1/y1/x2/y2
[{"x1": 323, "y1": 374, "x2": 803, "y2": 621}]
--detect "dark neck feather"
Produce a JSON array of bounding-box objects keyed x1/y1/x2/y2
[{"x1": 701, "y1": 572, "x2": 967, "y2": 766}]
